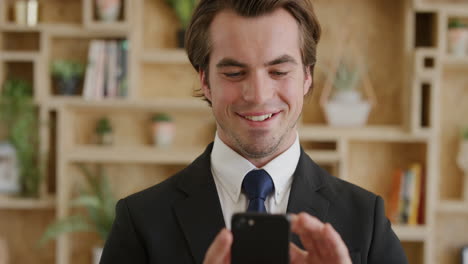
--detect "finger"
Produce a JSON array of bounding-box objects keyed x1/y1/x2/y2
[
  {"x1": 289, "y1": 242, "x2": 307, "y2": 264},
  {"x1": 203, "y1": 228, "x2": 233, "y2": 264},
  {"x1": 291, "y1": 213, "x2": 326, "y2": 257},
  {"x1": 323, "y1": 223, "x2": 351, "y2": 262}
]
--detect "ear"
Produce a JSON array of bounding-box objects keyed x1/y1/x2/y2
[
  {"x1": 199, "y1": 69, "x2": 212, "y2": 101},
  {"x1": 303, "y1": 66, "x2": 312, "y2": 96}
]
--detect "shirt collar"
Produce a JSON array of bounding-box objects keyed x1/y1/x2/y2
[{"x1": 210, "y1": 132, "x2": 300, "y2": 204}]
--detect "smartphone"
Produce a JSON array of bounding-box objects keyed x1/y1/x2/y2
[{"x1": 231, "y1": 213, "x2": 291, "y2": 264}]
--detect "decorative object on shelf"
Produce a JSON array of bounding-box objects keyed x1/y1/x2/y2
[
  {"x1": 95, "y1": 0, "x2": 122, "y2": 22},
  {"x1": 386, "y1": 163, "x2": 425, "y2": 225},
  {"x1": 0, "y1": 142, "x2": 20, "y2": 195},
  {"x1": 320, "y1": 56, "x2": 376, "y2": 127},
  {"x1": 151, "y1": 113, "x2": 175, "y2": 147},
  {"x1": 456, "y1": 126, "x2": 468, "y2": 201},
  {"x1": 39, "y1": 164, "x2": 116, "y2": 264},
  {"x1": 0, "y1": 237, "x2": 8, "y2": 264},
  {"x1": 165, "y1": 0, "x2": 197, "y2": 48},
  {"x1": 83, "y1": 40, "x2": 129, "y2": 100},
  {"x1": 13, "y1": 0, "x2": 38, "y2": 26},
  {"x1": 0, "y1": 79, "x2": 42, "y2": 197},
  {"x1": 448, "y1": 18, "x2": 468, "y2": 57},
  {"x1": 95, "y1": 117, "x2": 114, "y2": 145},
  {"x1": 462, "y1": 246, "x2": 468, "y2": 264},
  {"x1": 51, "y1": 60, "x2": 85, "y2": 95}
]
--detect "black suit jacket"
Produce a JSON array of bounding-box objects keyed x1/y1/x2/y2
[{"x1": 100, "y1": 143, "x2": 408, "y2": 264}]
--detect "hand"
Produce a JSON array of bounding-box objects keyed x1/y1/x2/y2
[
  {"x1": 203, "y1": 228, "x2": 233, "y2": 264},
  {"x1": 290, "y1": 213, "x2": 352, "y2": 264}
]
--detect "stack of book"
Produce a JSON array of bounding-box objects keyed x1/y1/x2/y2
[
  {"x1": 386, "y1": 163, "x2": 425, "y2": 225},
  {"x1": 83, "y1": 39, "x2": 128, "y2": 100}
]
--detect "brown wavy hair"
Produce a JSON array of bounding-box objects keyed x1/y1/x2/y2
[{"x1": 185, "y1": 0, "x2": 321, "y2": 105}]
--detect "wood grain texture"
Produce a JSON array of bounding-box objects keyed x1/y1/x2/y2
[
  {"x1": 303, "y1": 0, "x2": 407, "y2": 126},
  {"x1": 439, "y1": 66, "x2": 468, "y2": 200}
]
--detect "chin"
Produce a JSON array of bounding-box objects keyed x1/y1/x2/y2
[{"x1": 235, "y1": 136, "x2": 282, "y2": 159}]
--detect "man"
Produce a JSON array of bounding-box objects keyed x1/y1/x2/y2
[{"x1": 100, "y1": 0, "x2": 408, "y2": 263}]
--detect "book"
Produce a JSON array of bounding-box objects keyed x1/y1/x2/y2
[
  {"x1": 83, "y1": 40, "x2": 100, "y2": 100},
  {"x1": 408, "y1": 163, "x2": 422, "y2": 225},
  {"x1": 387, "y1": 168, "x2": 403, "y2": 223}
]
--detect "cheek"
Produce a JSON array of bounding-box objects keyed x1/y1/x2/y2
[
  {"x1": 277, "y1": 78, "x2": 304, "y2": 107},
  {"x1": 210, "y1": 80, "x2": 241, "y2": 106}
]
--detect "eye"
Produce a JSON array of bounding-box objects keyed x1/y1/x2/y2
[
  {"x1": 270, "y1": 71, "x2": 288, "y2": 77},
  {"x1": 223, "y1": 71, "x2": 245, "y2": 78}
]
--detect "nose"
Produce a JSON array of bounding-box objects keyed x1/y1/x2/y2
[{"x1": 242, "y1": 71, "x2": 273, "y2": 104}]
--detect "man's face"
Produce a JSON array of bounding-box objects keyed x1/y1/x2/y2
[{"x1": 201, "y1": 8, "x2": 312, "y2": 163}]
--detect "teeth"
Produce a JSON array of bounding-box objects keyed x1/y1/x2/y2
[{"x1": 244, "y1": 114, "x2": 273, "y2": 122}]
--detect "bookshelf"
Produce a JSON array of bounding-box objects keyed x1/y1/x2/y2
[{"x1": 0, "y1": 0, "x2": 467, "y2": 263}]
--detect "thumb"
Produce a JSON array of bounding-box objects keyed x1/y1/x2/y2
[
  {"x1": 290, "y1": 242, "x2": 307, "y2": 264},
  {"x1": 204, "y1": 228, "x2": 233, "y2": 264}
]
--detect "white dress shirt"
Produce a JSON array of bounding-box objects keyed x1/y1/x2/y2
[{"x1": 211, "y1": 132, "x2": 301, "y2": 229}]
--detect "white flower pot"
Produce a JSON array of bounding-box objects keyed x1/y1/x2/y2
[
  {"x1": 324, "y1": 99, "x2": 371, "y2": 127},
  {"x1": 332, "y1": 90, "x2": 362, "y2": 104},
  {"x1": 152, "y1": 122, "x2": 175, "y2": 147},
  {"x1": 456, "y1": 141, "x2": 468, "y2": 201},
  {"x1": 0, "y1": 142, "x2": 20, "y2": 194},
  {"x1": 96, "y1": 0, "x2": 122, "y2": 22},
  {"x1": 93, "y1": 246, "x2": 103, "y2": 264},
  {"x1": 448, "y1": 28, "x2": 468, "y2": 57}
]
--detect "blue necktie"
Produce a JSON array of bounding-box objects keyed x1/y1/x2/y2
[{"x1": 242, "y1": 169, "x2": 274, "y2": 213}]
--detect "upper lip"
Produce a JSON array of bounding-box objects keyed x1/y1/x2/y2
[{"x1": 237, "y1": 111, "x2": 280, "y2": 117}]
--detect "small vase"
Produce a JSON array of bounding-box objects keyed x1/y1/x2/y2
[
  {"x1": 152, "y1": 122, "x2": 175, "y2": 147},
  {"x1": 456, "y1": 140, "x2": 468, "y2": 201},
  {"x1": 54, "y1": 76, "x2": 82, "y2": 95},
  {"x1": 96, "y1": 0, "x2": 122, "y2": 22},
  {"x1": 97, "y1": 132, "x2": 113, "y2": 145},
  {"x1": 448, "y1": 28, "x2": 468, "y2": 57},
  {"x1": 0, "y1": 142, "x2": 20, "y2": 195},
  {"x1": 14, "y1": 1, "x2": 27, "y2": 25}
]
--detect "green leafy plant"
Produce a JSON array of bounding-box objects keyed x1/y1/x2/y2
[
  {"x1": 165, "y1": 0, "x2": 197, "y2": 28},
  {"x1": 96, "y1": 117, "x2": 112, "y2": 135},
  {"x1": 39, "y1": 164, "x2": 116, "y2": 246},
  {"x1": 151, "y1": 113, "x2": 172, "y2": 122},
  {"x1": 333, "y1": 60, "x2": 362, "y2": 92},
  {"x1": 461, "y1": 127, "x2": 468, "y2": 140},
  {"x1": 51, "y1": 60, "x2": 85, "y2": 80},
  {"x1": 0, "y1": 79, "x2": 41, "y2": 197},
  {"x1": 449, "y1": 18, "x2": 466, "y2": 29}
]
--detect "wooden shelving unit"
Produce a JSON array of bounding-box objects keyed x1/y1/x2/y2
[{"x1": 1, "y1": 0, "x2": 468, "y2": 263}]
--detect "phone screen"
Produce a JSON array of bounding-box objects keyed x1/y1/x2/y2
[{"x1": 231, "y1": 213, "x2": 290, "y2": 264}]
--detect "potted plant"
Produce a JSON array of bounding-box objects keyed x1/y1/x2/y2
[
  {"x1": 39, "y1": 164, "x2": 116, "y2": 264},
  {"x1": 151, "y1": 113, "x2": 175, "y2": 147},
  {"x1": 0, "y1": 79, "x2": 42, "y2": 197},
  {"x1": 456, "y1": 126, "x2": 468, "y2": 201},
  {"x1": 321, "y1": 59, "x2": 373, "y2": 127},
  {"x1": 95, "y1": 117, "x2": 113, "y2": 145},
  {"x1": 51, "y1": 60, "x2": 85, "y2": 95},
  {"x1": 95, "y1": 0, "x2": 122, "y2": 22},
  {"x1": 448, "y1": 18, "x2": 468, "y2": 57},
  {"x1": 165, "y1": 0, "x2": 197, "y2": 48}
]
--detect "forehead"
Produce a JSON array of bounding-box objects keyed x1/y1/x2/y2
[{"x1": 208, "y1": 8, "x2": 302, "y2": 66}]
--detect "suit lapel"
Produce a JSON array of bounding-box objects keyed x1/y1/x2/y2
[
  {"x1": 173, "y1": 143, "x2": 225, "y2": 264},
  {"x1": 287, "y1": 149, "x2": 334, "y2": 248}
]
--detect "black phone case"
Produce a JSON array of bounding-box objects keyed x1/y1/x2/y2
[{"x1": 231, "y1": 213, "x2": 290, "y2": 264}]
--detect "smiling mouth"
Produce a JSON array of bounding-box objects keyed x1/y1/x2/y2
[{"x1": 238, "y1": 112, "x2": 279, "y2": 122}]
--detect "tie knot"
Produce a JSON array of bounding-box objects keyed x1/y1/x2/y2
[{"x1": 242, "y1": 169, "x2": 274, "y2": 201}]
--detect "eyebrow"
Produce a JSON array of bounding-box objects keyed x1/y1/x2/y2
[{"x1": 215, "y1": 54, "x2": 298, "y2": 69}]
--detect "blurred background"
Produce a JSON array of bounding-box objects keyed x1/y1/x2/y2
[{"x1": 0, "y1": 0, "x2": 468, "y2": 263}]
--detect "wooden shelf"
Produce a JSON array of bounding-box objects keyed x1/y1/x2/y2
[
  {"x1": 44, "y1": 97, "x2": 210, "y2": 111},
  {"x1": 0, "y1": 51, "x2": 39, "y2": 61},
  {"x1": 0, "y1": 196, "x2": 55, "y2": 210},
  {"x1": 64, "y1": 145, "x2": 203, "y2": 164},
  {"x1": 299, "y1": 125, "x2": 430, "y2": 142},
  {"x1": 304, "y1": 150, "x2": 340, "y2": 164},
  {"x1": 393, "y1": 225, "x2": 428, "y2": 242},
  {"x1": 141, "y1": 49, "x2": 189, "y2": 64},
  {"x1": 437, "y1": 200, "x2": 468, "y2": 214},
  {"x1": 442, "y1": 55, "x2": 468, "y2": 67}
]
